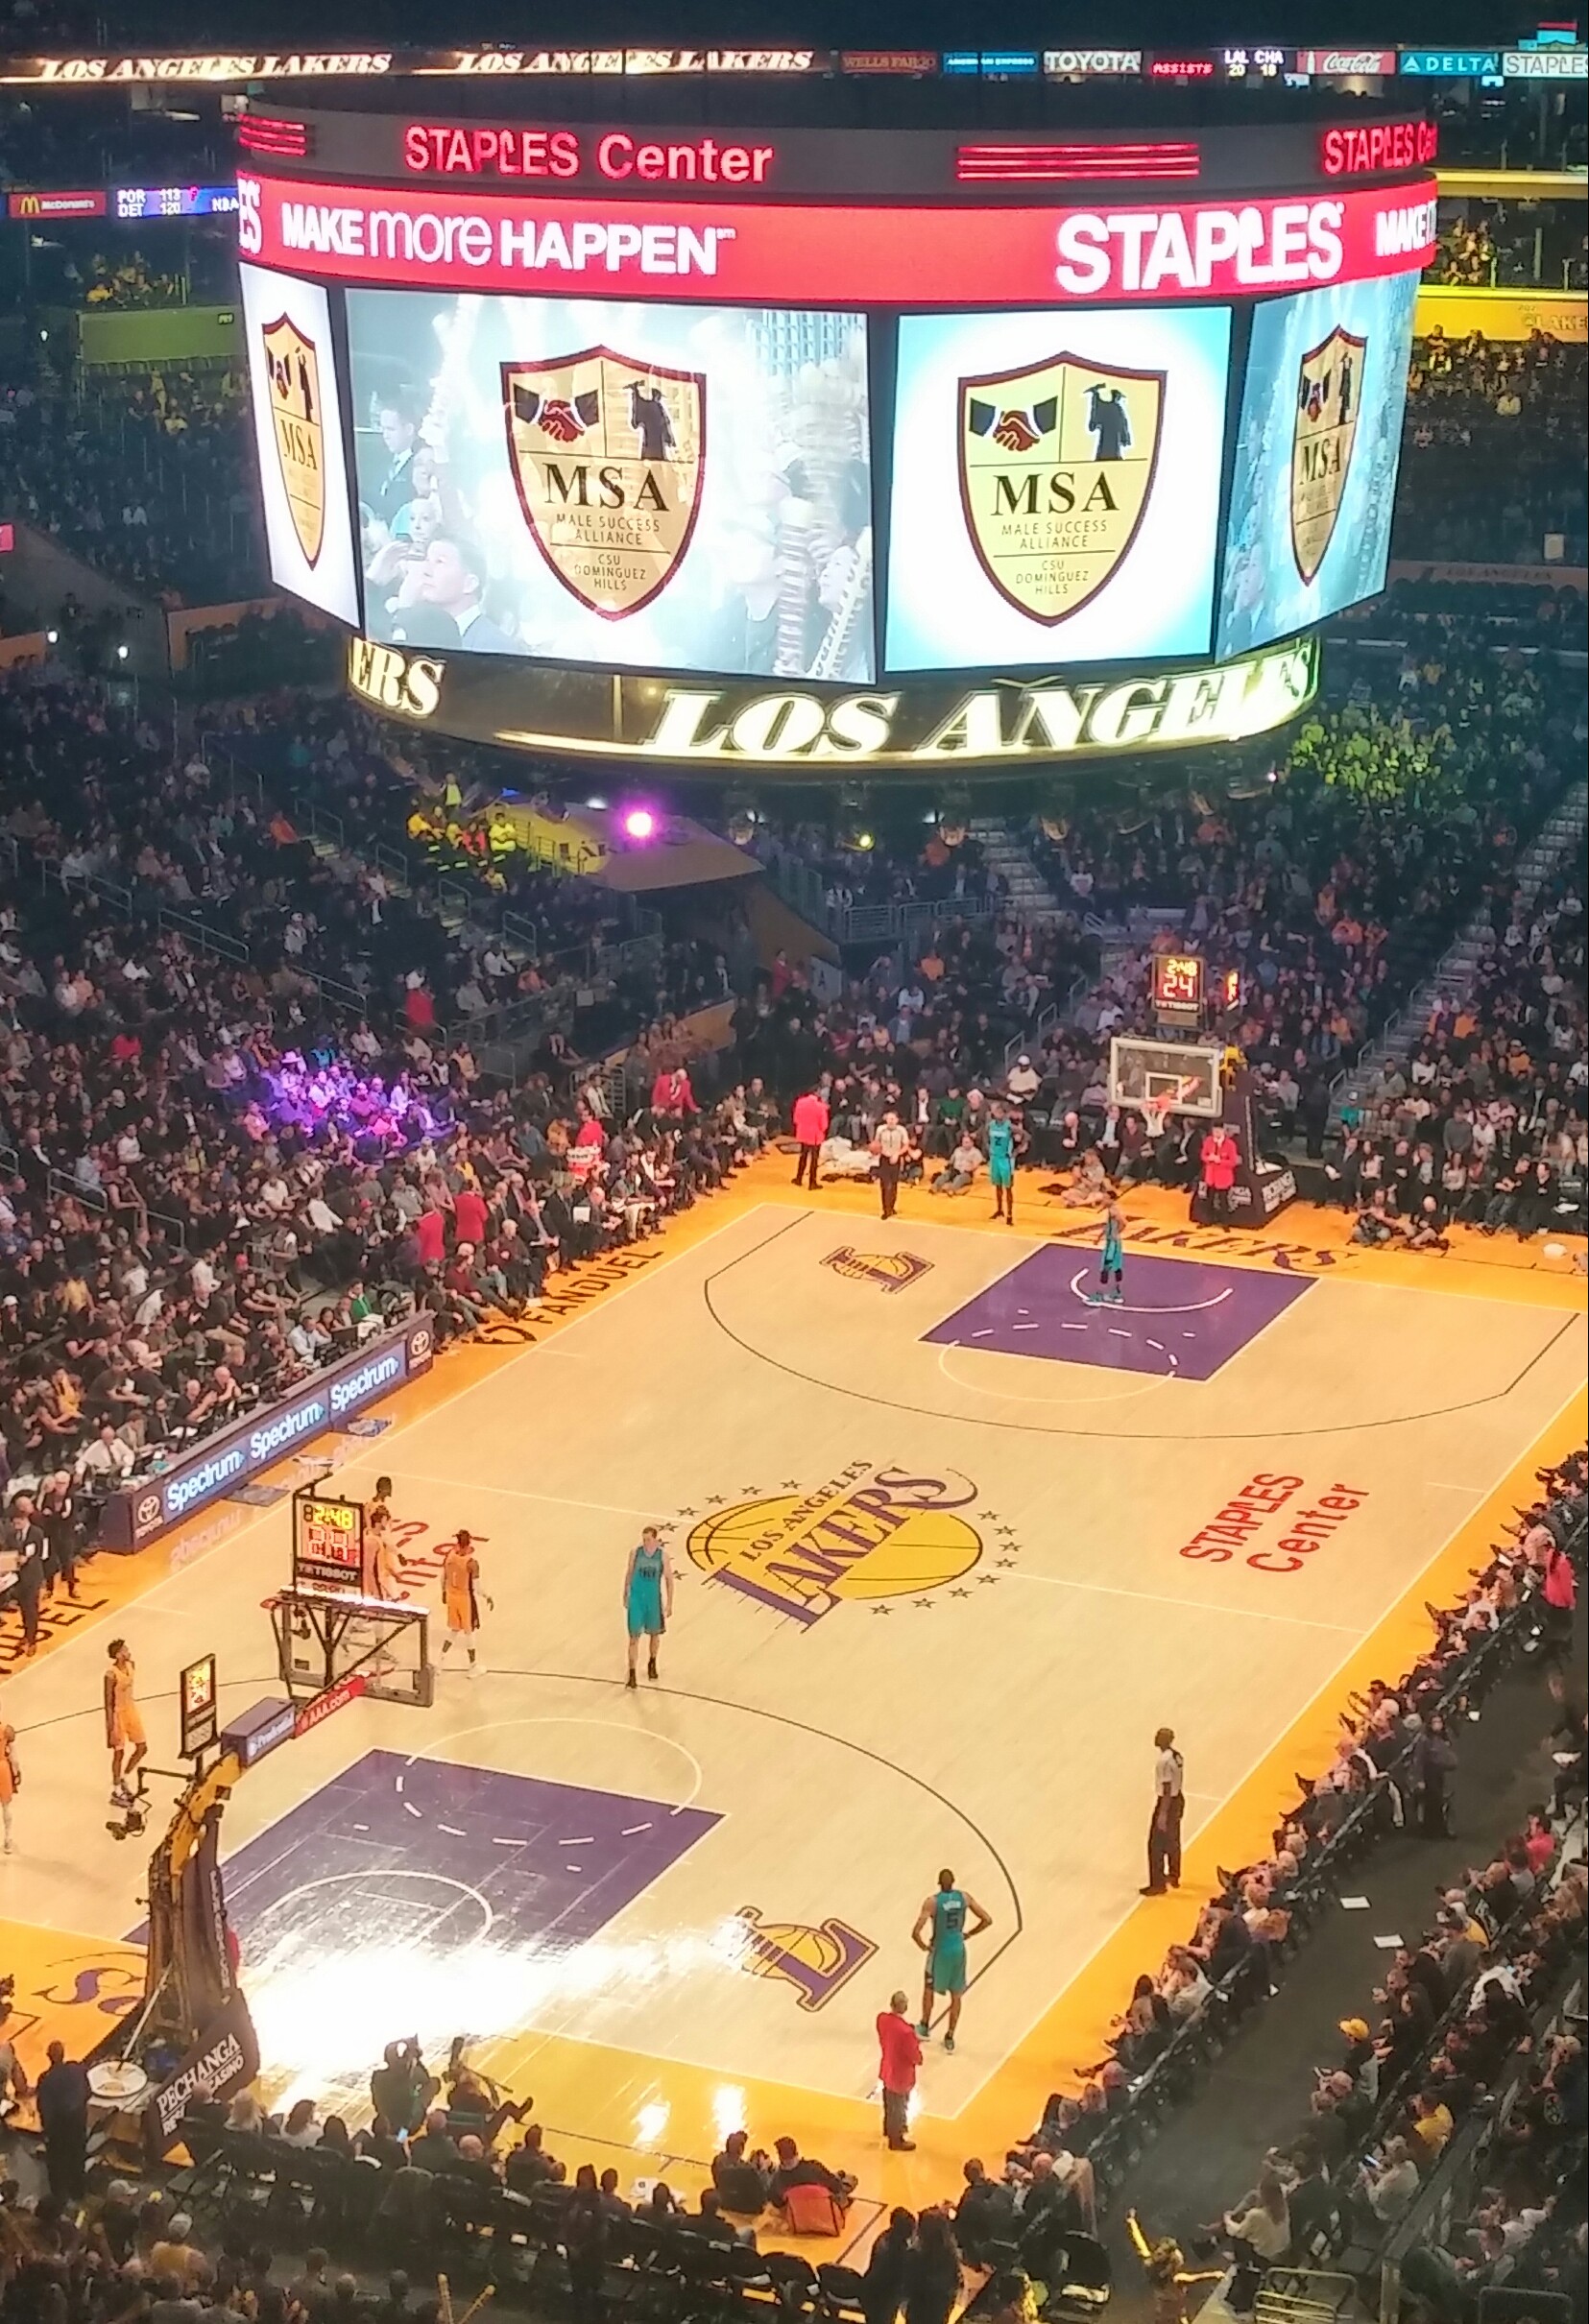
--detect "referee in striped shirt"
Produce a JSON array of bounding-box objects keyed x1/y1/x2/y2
[{"x1": 871, "y1": 1110, "x2": 912, "y2": 1220}]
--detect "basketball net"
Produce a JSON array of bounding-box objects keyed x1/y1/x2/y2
[{"x1": 1142, "y1": 1077, "x2": 1201, "y2": 1142}]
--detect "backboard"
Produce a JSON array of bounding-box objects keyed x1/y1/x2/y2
[
  {"x1": 267, "y1": 1587, "x2": 433, "y2": 1710},
  {"x1": 1108, "y1": 1035, "x2": 1224, "y2": 1119}
]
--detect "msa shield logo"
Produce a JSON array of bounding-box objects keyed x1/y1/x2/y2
[
  {"x1": 958, "y1": 354, "x2": 1163, "y2": 626},
  {"x1": 1291, "y1": 325, "x2": 1364, "y2": 584},
  {"x1": 503, "y1": 347, "x2": 705, "y2": 619},
  {"x1": 261, "y1": 314, "x2": 325, "y2": 567}
]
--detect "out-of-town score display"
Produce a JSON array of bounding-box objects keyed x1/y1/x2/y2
[{"x1": 235, "y1": 101, "x2": 1435, "y2": 735}]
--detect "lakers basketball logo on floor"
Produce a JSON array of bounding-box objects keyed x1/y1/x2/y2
[
  {"x1": 734, "y1": 1907, "x2": 877, "y2": 2012},
  {"x1": 686, "y1": 1462, "x2": 993, "y2": 1627},
  {"x1": 822, "y1": 1246, "x2": 933, "y2": 1293}
]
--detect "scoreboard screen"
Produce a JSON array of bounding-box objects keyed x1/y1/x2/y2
[
  {"x1": 113, "y1": 182, "x2": 240, "y2": 220},
  {"x1": 884, "y1": 302, "x2": 1231, "y2": 672},
  {"x1": 347, "y1": 286, "x2": 876, "y2": 683},
  {"x1": 230, "y1": 107, "x2": 1438, "y2": 730},
  {"x1": 1152, "y1": 951, "x2": 1206, "y2": 1025}
]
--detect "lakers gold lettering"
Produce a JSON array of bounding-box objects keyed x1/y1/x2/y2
[{"x1": 688, "y1": 1467, "x2": 992, "y2": 1626}]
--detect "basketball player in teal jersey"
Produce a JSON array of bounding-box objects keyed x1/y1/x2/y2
[
  {"x1": 987, "y1": 1102, "x2": 1016, "y2": 1226},
  {"x1": 1091, "y1": 1197, "x2": 1126, "y2": 1306},
  {"x1": 912, "y1": 1867, "x2": 992, "y2": 2052}
]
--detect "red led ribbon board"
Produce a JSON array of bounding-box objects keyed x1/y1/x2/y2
[{"x1": 239, "y1": 170, "x2": 1439, "y2": 303}]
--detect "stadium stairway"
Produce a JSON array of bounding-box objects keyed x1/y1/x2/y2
[
  {"x1": 969, "y1": 815, "x2": 1065, "y2": 921},
  {"x1": 1335, "y1": 779, "x2": 1589, "y2": 1120}
]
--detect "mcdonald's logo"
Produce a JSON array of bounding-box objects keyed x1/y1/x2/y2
[{"x1": 7, "y1": 187, "x2": 108, "y2": 219}]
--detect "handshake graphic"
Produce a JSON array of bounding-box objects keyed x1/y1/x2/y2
[{"x1": 993, "y1": 408, "x2": 1042, "y2": 452}]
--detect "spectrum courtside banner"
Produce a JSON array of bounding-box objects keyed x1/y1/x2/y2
[
  {"x1": 237, "y1": 170, "x2": 1439, "y2": 303},
  {"x1": 99, "y1": 1316, "x2": 435, "y2": 1549}
]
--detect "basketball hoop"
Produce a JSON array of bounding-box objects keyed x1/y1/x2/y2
[{"x1": 1142, "y1": 1076, "x2": 1202, "y2": 1143}]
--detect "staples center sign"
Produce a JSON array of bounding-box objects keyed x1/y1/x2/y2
[{"x1": 238, "y1": 169, "x2": 1438, "y2": 302}]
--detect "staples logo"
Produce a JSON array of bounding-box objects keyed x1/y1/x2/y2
[
  {"x1": 1055, "y1": 200, "x2": 1345, "y2": 294},
  {"x1": 237, "y1": 172, "x2": 261, "y2": 254}
]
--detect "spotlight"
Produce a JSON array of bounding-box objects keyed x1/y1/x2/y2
[
  {"x1": 854, "y1": 830, "x2": 875, "y2": 851},
  {"x1": 116, "y1": 643, "x2": 130, "y2": 661},
  {"x1": 622, "y1": 807, "x2": 657, "y2": 841},
  {"x1": 46, "y1": 629, "x2": 59, "y2": 646}
]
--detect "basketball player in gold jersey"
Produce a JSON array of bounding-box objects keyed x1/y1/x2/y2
[
  {"x1": 105, "y1": 1639, "x2": 148, "y2": 1808},
  {"x1": 368, "y1": 1473, "x2": 403, "y2": 1599},
  {"x1": 442, "y1": 1530, "x2": 493, "y2": 1672}
]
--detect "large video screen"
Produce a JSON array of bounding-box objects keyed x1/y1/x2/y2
[
  {"x1": 1216, "y1": 270, "x2": 1419, "y2": 660},
  {"x1": 239, "y1": 263, "x2": 361, "y2": 629},
  {"x1": 883, "y1": 305, "x2": 1231, "y2": 674},
  {"x1": 347, "y1": 290, "x2": 875, "y2": 683}
]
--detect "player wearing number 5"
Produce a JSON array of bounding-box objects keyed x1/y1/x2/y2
[
  {"x1": 624, "y1": 1526, "x2": 675, "y2": 1689},
  {"x1": 913, "y1": 1868, "x2": 992, "y2": 2053}
]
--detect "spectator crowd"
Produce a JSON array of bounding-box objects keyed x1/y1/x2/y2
[
  {"x1": 1397, "y1": 333, "x2": 1588, "y2": 567},
  {"x1": 1, "y1": 364, "x2": 261, "y2": 610}
]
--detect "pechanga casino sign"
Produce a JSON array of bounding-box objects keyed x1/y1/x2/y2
[{"x1": 347, "y1": 632, "x2": 1317, "y2": 773}]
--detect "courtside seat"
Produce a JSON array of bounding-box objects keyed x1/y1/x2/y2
[
  {"x1": 765, "y1": 2249, "x2": 822, "y2": 2312},
  {"x1": 1045, "y1": 2231, "x2": 1113, "y2": 2312},
  {"x1": 816, "y1": 2262, "x2": 867, "y2": 2324}
]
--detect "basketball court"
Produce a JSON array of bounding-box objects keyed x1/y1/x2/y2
[{"x1": 2, "y1": 1154, "x2": 1582, "y2": 2241}]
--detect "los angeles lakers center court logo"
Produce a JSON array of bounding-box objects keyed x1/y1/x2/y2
[{"x1": 686, "y1": 1462, "x2": 1014, "y2": 1627}]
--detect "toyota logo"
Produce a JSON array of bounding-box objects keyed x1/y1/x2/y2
[
  {"x1": 409, "y1": 1325, "x2": 433, "y2": 1361},
  {"x1": 135, "y1": 1493, "x2": 163, "y2": 1531}
]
